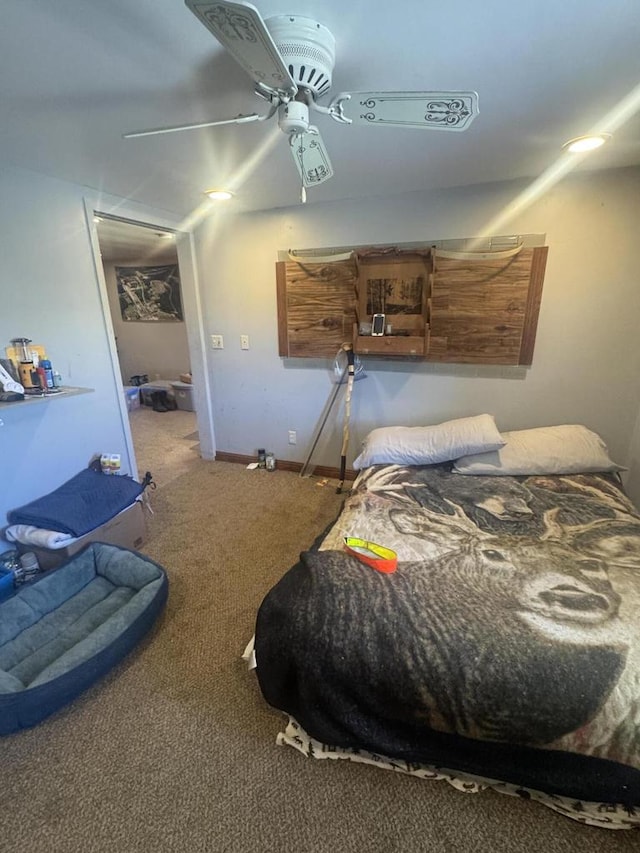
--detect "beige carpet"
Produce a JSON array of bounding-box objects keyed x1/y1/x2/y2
[
  {"x1": 1, "y1": 460, "x2": 637, "y2": 852},
  {"x1": 128, "y1": 404, "x2": 200, "y2": 488}
]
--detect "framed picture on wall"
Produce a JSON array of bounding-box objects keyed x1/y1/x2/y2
[{"x1": 116, "y1": 264, "x2": 184, "y2": 322}]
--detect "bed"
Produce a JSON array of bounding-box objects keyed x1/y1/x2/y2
[{"x1": 253, "y1": 417, "x2": 640, "y2": 829}]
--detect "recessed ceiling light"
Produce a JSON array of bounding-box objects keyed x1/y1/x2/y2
[
  {"x1": 205, "y1": 189, "x2": 234, "y2": 201},
  {"x1": 157, "y1": 232, "x2": 174, "y2": 239},
  {"x1": 562, "y1": 133, "x2": 612, "y2": 153}
]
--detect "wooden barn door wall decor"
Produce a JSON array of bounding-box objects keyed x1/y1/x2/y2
[{"x1": 276, "y1": 242, "x2": 548, "y2": 365}]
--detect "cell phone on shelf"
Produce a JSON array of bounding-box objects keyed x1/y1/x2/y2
[{"x1": 371, "y1": 313, "x2": 386, "y2": 336}]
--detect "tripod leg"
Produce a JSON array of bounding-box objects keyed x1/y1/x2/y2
[{"x1": 299, "y1": 369, "x2": 346, "y2": 478}]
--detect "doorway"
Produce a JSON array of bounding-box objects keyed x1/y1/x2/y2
[{"x1": 86, "y1": 203, "x2": 215, "y2": 486}]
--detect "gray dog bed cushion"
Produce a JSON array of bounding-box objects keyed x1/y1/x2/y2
[{"x1": 0, "y1": 542, "x2": 168, "y2": 735}]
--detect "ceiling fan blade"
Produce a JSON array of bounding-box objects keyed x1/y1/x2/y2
[
  {"x1": 290, "y1": 130, "x2": 334, "y2": 187},
  {"x1": 342, "y1": 91, "x2": 478, "y2": 131},
  {"x1": 185, "y1": 0, "x2": 297, "y2": 94},
  {"x1": 123, "y1": 112, "x2": 264, "y2": 139}
]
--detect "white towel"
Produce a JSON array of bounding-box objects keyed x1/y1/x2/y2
[{"x1": 5, "y1": 524, "x2": 77, "y2": 549}]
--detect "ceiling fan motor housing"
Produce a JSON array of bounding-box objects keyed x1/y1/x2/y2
[
  {"x1": 278, "y1": 100, "x2": 310, "y2": 135},
  {"x1": 265, "y1": 15, "x2": 336, "y2": 98}
]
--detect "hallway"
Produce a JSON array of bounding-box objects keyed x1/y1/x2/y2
[{"x1": 128, "y1": 404, "x2": 200, "y2": 489}]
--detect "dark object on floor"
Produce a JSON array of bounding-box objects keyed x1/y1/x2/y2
[
  {"x1": 0, "y1": 542, "x2": 168, "y2": 735},
  {"x1": 139, "y1": 381, "x2": 176, "y2": 408},
  {"x1": 7, "y1": 468, "x2": 146, "y2": 536},
  {"x1": 151, "y1": 390, "x2": 167, "y2": 412},
  {"x1": 141, "y1": 471, "x2": 156, "y2": 490},
  {"x1": 151, "y1": 390, "x2": 176, "y2": 412}
]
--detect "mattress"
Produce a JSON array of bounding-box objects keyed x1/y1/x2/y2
[{"x1": 254, "y1": 462, "x2": 640, "y2": 826}]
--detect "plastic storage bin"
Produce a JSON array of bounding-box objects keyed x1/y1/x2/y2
[
  {"x1": 123, "y1": 386, "x2": 141, "y2": 412},
  {"x1": 171, "y1": 381, "x2": 195, "y2": 412},
  {"x1": 139, "y1": 380, "x2": 175, "y2": 407}
]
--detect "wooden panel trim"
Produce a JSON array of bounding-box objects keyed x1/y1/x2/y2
[
  {"x1": 355, "y1": 334, "x2": 425, "y2": 357},
  {"x1": 276, "y1": 261, "x2": 289, "y2": 357},
  {"x1": 214, "y1": 451, "x2": 356, "y2": 481},
  {"x1": 519, "y1": 246, "x2": 548, "y2": 365}
]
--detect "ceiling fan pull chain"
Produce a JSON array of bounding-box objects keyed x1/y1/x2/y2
[{"x1": 298, "y1": 135, "x2": 307, "y2": 204}]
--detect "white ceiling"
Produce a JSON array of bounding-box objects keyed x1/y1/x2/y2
[
  {"x1": 3, "y1": 0, "x2": 640, "y2": 219},
  {"x1": 95, "y1": 217, "x2": 178, "y2": 262}
]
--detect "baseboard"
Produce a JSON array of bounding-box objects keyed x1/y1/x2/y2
[{"x1": 214, "y1": 451, "x2": 356, "y2": 482}]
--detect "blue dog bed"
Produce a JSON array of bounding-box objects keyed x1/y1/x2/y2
[{"x1": 0, "y1": 542, "x2": 168, "y2": 735}]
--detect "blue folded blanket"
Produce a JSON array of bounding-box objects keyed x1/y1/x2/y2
[{"x1": 7, "y1": 469, "x2": 145, "y2": 537}]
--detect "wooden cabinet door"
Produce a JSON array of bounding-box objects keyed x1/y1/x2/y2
[
  {"x1": 427, "y1": 246, "x2": 548, "y2": 365},
  {"x1": 276, "y1": 260, "x2": 357, "y2": 358}
]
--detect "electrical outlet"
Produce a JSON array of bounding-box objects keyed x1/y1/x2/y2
[
  {"x1": 240, "y1": 334, "x2": 249, "y2": 350},
  {"x1": 288, "y1": 430, "x2": 297, "y2": 445},
  {"x1": 210, "y1": 334, "x2": 224, "y2": 349}
]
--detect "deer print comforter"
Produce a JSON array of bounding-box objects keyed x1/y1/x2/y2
[{"x1": 255, "y1": 463, "x2": 640, "y2": 806}]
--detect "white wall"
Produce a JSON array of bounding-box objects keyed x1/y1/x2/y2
[
  {"x1": 0, "y1": 164, "x2": 214, "y2": 553},
  {"x1": 103, "y1": 260, "x2": 191, "y2": 383},
  {"x1": 0, "y1": 167, "x2": 134, "y2": 544},
  {"x1": 194, "y1": 166, "x2": 640, "y2": 503}
]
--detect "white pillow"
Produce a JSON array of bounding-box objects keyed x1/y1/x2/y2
[
  {"x1": 352, "y1": 414, "x2": 505, "y2": 470},
  {"x1": 453, "y1": 424, "x2": 624, "y2": 476}
]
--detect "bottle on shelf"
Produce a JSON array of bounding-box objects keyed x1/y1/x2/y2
[{"x1": 40, "y1": 359, "x2": 54, "y2": 389}]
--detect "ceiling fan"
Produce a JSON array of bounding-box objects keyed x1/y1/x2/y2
[{"x1": 124, "y1": 0, "x2": 479, "y2": 199}]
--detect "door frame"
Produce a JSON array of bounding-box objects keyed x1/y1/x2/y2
[{"x1": 83, "y1": 194, "x2": 216, "y2": 478}]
